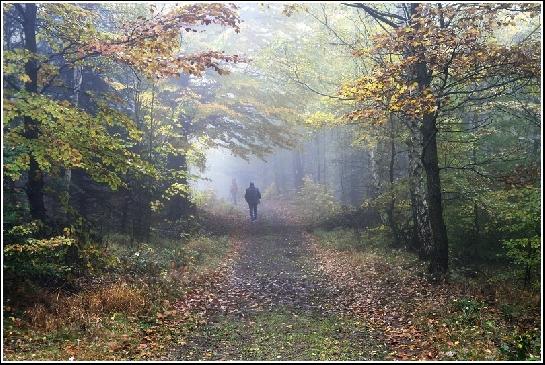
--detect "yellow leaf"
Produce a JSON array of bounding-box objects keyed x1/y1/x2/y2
[{"x1": 19, "y1": 74, "x2": 31, "y2": 83}]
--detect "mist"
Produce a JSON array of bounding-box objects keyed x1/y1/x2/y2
[
  {"x1": 3, "y1": 2, "x2": 541, "y2": 361},
  {"x1": 191, "y1": 148, "x2": 269, "y2": 202}
]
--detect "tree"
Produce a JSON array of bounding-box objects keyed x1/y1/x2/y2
[
  {"x1": 340, "y1": 2, "x2": 540, "y2": 275},
  {"x1": 3, "y1": 3, "x2": 245, "y2": 230}
]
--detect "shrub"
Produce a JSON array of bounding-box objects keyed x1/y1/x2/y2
[
  {"x1": 294, "y1": 176, "x2": 341, "y2": 224},
  {"x1": 3, "y1": 232, "x2": 75, "y2": 286},
  {"x1": 191, "y1": 188, "x2": 242, "y2": 219},
  {"x1": 482, "y1": 187, "x2": 540, "y2": 286},
  {"x1": 262, "y1": 182, "x2": 281, "y2": 200}
]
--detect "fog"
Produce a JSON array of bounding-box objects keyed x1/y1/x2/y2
[
  {"x1": 191, "y1": 148, "x2": 263, "y2": 201},
  {"x1": 192, "y1": 147, "x2": 293, "y2": 204},
  {"x1": 3, "y1": 2, "x2": 541, "y2": 361}
]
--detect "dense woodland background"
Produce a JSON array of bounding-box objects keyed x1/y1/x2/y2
[{"x1": 2, "y1": 2, "x2": 542, "y2": 361}]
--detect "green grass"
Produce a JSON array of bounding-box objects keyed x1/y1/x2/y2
[
  {"x1": 314, "y1": 227, "x2": 363, "y2": 251},
  {"x1": 177, "y1": 309, "x2": 386, "y2": 361}
]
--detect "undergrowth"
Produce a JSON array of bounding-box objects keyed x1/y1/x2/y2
[
  {"x1": 312, "y1": 227, "x2": 541, "y2": 361},
  {"x1": 3, "y1": 234, "x2": 231, "y2": 361}
]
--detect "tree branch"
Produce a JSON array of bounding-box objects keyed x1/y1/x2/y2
[{"x1": 341, "y1": 3, "x2": 401, "y2": 28}]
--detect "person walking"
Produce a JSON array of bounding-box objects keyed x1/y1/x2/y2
[
  {"x1": 230, "y1": 178, "x2": 238, "y2": 205},
  {"x1": 244, "y1": 182, "x2": 261, "y2": 221}
]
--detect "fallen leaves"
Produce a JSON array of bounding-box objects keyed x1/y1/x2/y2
[
  {"x1": 4, "y1": 206, "x2": 539, "y2": 361},
  {"x1": 305, "y1": 231, "x2": 458, "y2": 360},
  {"x1": 305, "y1": 229, "x2": 542, "y2": 361}
]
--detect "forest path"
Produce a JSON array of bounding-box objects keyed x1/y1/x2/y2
[{"x1": 167, "y1": 205, "x2": 386, "y2": 361}]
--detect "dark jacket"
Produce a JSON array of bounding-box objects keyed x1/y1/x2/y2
[{"x1": 245, "y1": 186, "x2": 261, "y2": 205}]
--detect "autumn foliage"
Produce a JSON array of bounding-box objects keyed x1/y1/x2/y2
[
  {"x1": 341, "y1": 3, "x2": 540, "y2": 124},
  {"x1": 82, "y1": 3, "x2": 243, "y2": 78}
]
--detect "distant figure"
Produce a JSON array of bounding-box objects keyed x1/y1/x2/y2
[
  {"x1": 244, "y1": 182, "x2": 261, "y2": 221},
  {"x1": 230, "y1": 178, "x2": 238, "y2": 205}
]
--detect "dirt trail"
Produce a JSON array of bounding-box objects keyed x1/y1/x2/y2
[{"x1": 167, "y1": 207, "x2": 387, "y2": 361}]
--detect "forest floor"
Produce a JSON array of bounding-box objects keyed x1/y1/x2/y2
[
  {"x1": 4, "y1": 203, "x2": 540, "y2": 361},
  {"x1": 164, "y1": 203, "x2": 540, "y2": 361},
  {"x1": 166, "y1": 205, "x2": 386, "y2": 361}
]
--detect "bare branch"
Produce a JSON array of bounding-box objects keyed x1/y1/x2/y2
[{"x1": 341, "y1": 3, "x2": 401, "y2": 28}]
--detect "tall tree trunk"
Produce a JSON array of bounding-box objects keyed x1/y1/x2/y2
[
  {"x1": 293, "y1": 147, "x2": 304, "y2": 190},
  {"x1": 136, "y1": 82, "x2": 157, "y2": 238},
  {"x1": 21, "y1": 4, "x2": 46, "y2": 222},
  {"x1": 421, "y1": 113, "x2": 449, "y2": 275},
  {"x1": 470, "y1": 121, "x2": 480, "y2": 242},
  {"x1": 415, "y1": 50, "x2": 449, "y2": 275},
  {"x1": 62, "y1": 65, "x2": 83, "y2": 224},
  {"x1": 349, "y1": 149, "x2": 361, "y2": 205},
  {"x1": 316, "y1": 133, "x2": 321, "y2": 183},
  {"x1": 367, "y1": 147, "x2": 380, "y2": 198},
  {"x1": 128, "y1": 77, "x2": 149, "y2": 241},
  {"x1": 322, "y1": 130, "x2": 327, "y2": 187},
  {"x1": 408, "y1": 2, "x2": 449, "y2": 276},
  {"x1": 273, "y1": 154, "x2": 282, "y2": 194},
  {"x1": 386, "y1": 114, "x2": 401, "y2": 247},
  {"x1": 339, "y1": 129, "x2": 347, "y2": 204},
  {"x1": 407, "y1": 126, "x2": 433, "y2": 257}
]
